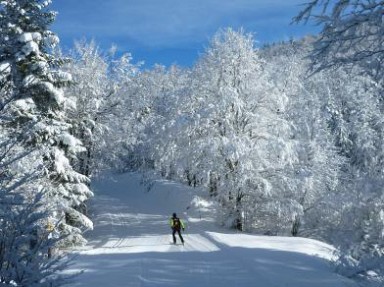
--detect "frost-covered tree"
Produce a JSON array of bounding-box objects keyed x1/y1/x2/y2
[
  {"x1": 141, "y1": 65, "x2": 192, "y2": 177},
  {"x1": 262, "y1": 39, "x2": 344, "y2": 237},
  {"x1": 293, "y1": 0, "x2": 384, "y2": 78},
  {"x1": 183, "y1": 29, "x2": 297, "y2": 232},
  {"x1": 111, "y1": 63, "x2": 191, "y2": 177},
  {"x1": 321, "y1": 66, "x2": 384, "y2": 278},
  {"x1": 63, "y1": 40, "x2": 140, "y2": 177},
  {"x1": 0, "y1": 0, "x2": 93, "y2": 245},
  {"x1": 294, "y1": 0, "x2": 384, "y2": 279}
]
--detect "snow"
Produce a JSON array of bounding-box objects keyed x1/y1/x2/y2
[
  {"x1": 12, "y1": 97, "x2": 36, "y2": 112},
  {"x1": 32, "y1": 32, "x2": 42, "y2": 42},
  {"x1": 66, "y1": 208, "x2": 94, "y2": 231},
  {"x1": 18, "y1": 33, "x2": 33, "y2": 43},
  {"x1": 60, "y1": 132, "x2": 81, "y2": 148},
  {"x1": 22, "y1": 74, "x2": 38, "y2": 87},
  {"x1": 18, "y1": 32, "x2": 42, "y2": 43},
  {"x1": 42, "y1": 82, "x2": 65, "y2": 104},
  {"x1": 0, "y1": 61, "x2": 11, "y2": 75},
  {"x1": 21, "y1": 41, "x2": 39, "y2": 56},
  {"x1": 45, "y1": 33, "x2": 60, "y2": 47},
  {"x1": 31, "y1": 60, "x2": 48, "y2": 74},
  {"x1": 53, "y1": 148, "x2": 70, "y2": 175},
  {"x1": 55, "y1": 71, "x2": 73, "y2": 82},
  {"x1": 65, "y1": 172, "x2": 359, "y2": 287}
]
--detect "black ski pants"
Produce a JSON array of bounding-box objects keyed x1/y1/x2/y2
[{"x1": 172, "y1": 228, "x2": 184, "y2": 244}]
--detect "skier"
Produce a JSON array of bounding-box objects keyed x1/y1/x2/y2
[{"x1": 169, "y1": 213, "x2": 185, "y2": 245}]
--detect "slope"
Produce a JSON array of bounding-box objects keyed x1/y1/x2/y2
[{"x1": 66, "y1": 172, "x2": 358, "y2": 287}]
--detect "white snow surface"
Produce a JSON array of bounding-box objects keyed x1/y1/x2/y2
[
  {"x1": 21, "y1": 41, "x2": 39, "y2": 56},
  {"x1": 18, "y1": 32, "x2": 33, "y2": 43},
  {"x1": 0, "y1": 61, "x2": 11, "y2": 75},
  {"x1": 66, "y1": 172, "x2": 358, "y2": 287}
]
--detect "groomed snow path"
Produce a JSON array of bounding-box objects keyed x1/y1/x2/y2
[{"x1": 67, "y1": 173, "x2": 358, "y2": 287}]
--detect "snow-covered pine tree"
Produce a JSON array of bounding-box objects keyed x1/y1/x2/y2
[
  {"x1": 0, "y1": 45, "x2": 73, "y2": 287},
  {"x1": 0, "y1": 0, "x2": 93, "y2": 246}
]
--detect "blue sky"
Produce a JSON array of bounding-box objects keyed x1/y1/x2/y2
[{"x1": 50, "y1": 0, "x2": 318, "y2": 68}]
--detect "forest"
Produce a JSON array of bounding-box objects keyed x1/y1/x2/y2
[{"x1": 0, "y1": 0, "x2": 383, "y2": 286}]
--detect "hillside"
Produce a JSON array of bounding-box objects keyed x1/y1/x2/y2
[{"x1": 66, "y1": 172, "x2": 358, "y2": 287}]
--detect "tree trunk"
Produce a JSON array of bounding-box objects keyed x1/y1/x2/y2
[
  {"x1": 291, "y1": 215, "x2": 301, "y2": 236},
  {"x1": 209, "y1": 172, "x2": 218, "y2": 197}
]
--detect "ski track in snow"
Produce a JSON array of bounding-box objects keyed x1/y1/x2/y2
[{"x1": 66, "y1": 173, "x2": 358, "y2": 287}]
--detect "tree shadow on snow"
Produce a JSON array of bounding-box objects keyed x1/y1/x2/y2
[{"x1": 68, "y1": 233, "x2": 356, "y2": 287}]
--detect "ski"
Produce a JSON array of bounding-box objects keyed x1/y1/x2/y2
[{"x1": 170, "y1": 243, "x2": 184, "y2": 246}]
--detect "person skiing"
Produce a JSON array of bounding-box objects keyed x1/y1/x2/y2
[{"x1": 169, "y1": 213, "x2": 185, "y2": 245}]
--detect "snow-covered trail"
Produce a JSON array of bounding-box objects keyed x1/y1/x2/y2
[{"x1": 67, "y1": 173, "x2": 358, "y2": 287}]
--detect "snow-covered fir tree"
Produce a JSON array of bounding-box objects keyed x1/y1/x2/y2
[{"x1": 0, "y1": 0, "x2": 93, "y2": 246}]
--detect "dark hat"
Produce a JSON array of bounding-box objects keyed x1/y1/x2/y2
[{"x1": 172, "y1": 213, "x2": 177, "y2": 218}]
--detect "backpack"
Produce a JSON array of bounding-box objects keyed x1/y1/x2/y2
[{"x1": 173, "y1": 217, "x2": 181, "y2": 229}]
